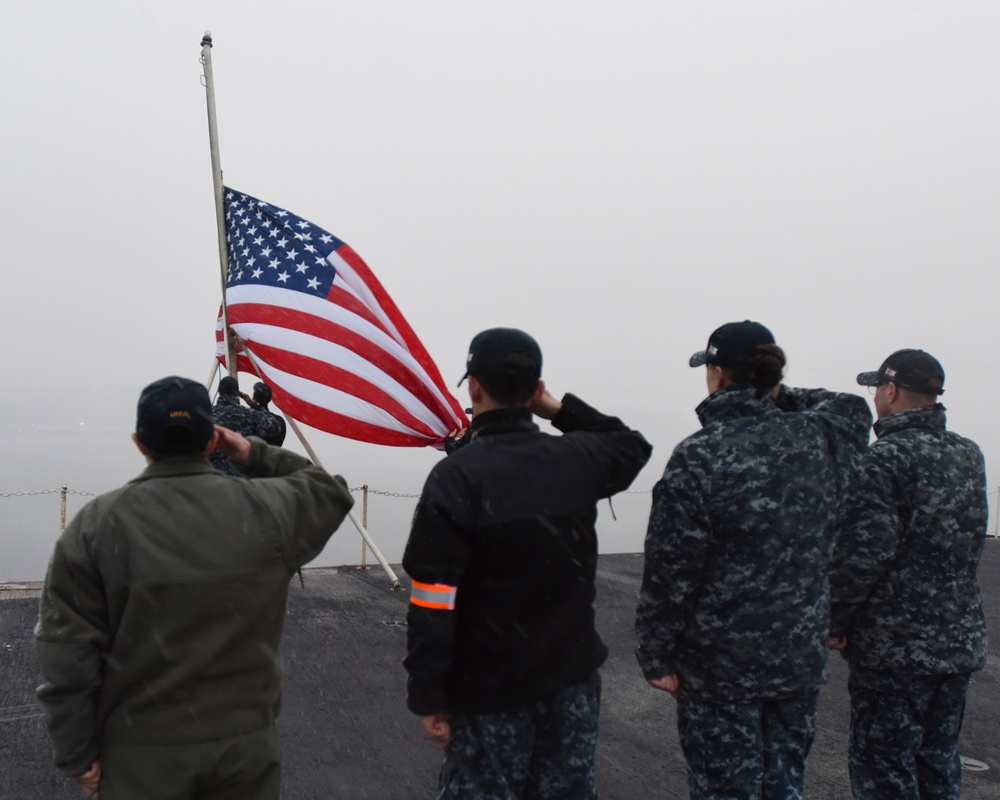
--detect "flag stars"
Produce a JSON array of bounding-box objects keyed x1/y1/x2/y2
[
  {"x1": 286, "y1": 248, "x2": 299, "y2": 260},
  {"x1": 307, "y1": 277, "x2": 321, "y2": 290},
  {"x1": 303, "y1": 244, "x2": 317, "y2": 253},
  {"x1": 277, "y1": 237, "x2": 288, "y2": 248},
  {"x1": 277, "y1": 271, "x2": 291, "y2": 283},
  {"x1": 253, "y1": 236, "x2": 264, "y2": 247},
  {"x1": 268, "y1": 258, "x2": 279, "y2": 269},
  {"x1": 252, "y1": 267, "x2": 263, "y2": 279},
  {"x1": 320, "y1": 234, "x2": 333, "y2": 245},
  {"x1": 295, "y1": 262, "x2": 309, "y2": 274},
  {"x1": 261, "y1": 247, "x2": 272, "y2": 258},
  {"x1": 296, "y1": 220, "x2": 310, "y2": 229}
]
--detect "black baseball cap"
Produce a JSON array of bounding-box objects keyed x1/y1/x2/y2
[
  {"x1": 856, "y1": 349, "x2": 945, "y2": 396},
  {"x1": 218, "y1": 376, "x2": 240, "y2": 396},
  {"x1": 135, "y1": 376, "x2": 215, "y2": 455},
  {"x1": 689, "y1": 321, "x2": 776, "y2": 369},
  {"x1": 253, "y1": 382, "x2": 272, "y2": 404},
  {"x1": 458, "y1": 327, "x2": 542, "y2": 386}
]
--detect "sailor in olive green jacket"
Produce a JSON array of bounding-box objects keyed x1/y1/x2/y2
[{"x1": 35, "y1": 376, "x2": 353, "y2": 800}]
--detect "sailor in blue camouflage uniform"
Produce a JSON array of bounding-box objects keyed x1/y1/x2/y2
[
  {"x1": 210, "y1": 376, "x2": 283, "y2": 476},
  {"x1": 251, "y1": 381, "x2": 287, "y2": 446},
  {"x1": 403, "y1": 328, "x2": 652, "y2": 800},
  {"x1": 635, "y1": 321, "x2": 871, "y2": 800},
  {"x1": 830, "y1": 349, "x2": 988, "y2": 800}
]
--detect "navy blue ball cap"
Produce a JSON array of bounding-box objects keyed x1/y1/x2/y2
[
  {"x1": 135, "y1": 376, "x2": 215, "y2": 455},
  {"x1": 218, "y1": 376, "x2": 240, "y2": 396},
  {"x1": 252, "y1": 382, "x2": 272, "y2": 404},
  {"x1": 458, "y1": 327, "x2": 542, "y2": 386},
  {"x1": 689, "y1": 320, "x2": 776, "y2": 369},
  {"x1": 857, "y1": 349, "x2": 945, "y2": 395}
]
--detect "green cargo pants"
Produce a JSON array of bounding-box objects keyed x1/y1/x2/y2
[{"x1": 97, "y1": 724, "x2": 281, "y2": 800}]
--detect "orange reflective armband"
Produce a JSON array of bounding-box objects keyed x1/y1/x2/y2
[{"x1": 410, "y1": 580, "x2": 458, "y2": 610}]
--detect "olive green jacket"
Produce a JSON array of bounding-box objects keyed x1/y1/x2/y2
[{"x1": 35, "y1": 440, "x2": 353, "y2": 777}]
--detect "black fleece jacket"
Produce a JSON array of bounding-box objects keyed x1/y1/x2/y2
[{"x1": 402, "y1": 393, "x2": 652, "y2": 715}]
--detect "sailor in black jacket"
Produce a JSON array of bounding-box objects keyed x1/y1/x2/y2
[{"x1": 403, "y1": 328, "x2": 651, "y2": 799}]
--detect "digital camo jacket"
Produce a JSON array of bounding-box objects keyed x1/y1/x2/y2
[
  {"x1": 636, "y1": 385, "x2": 871, "y2": 702},
  {"x1": 829, "y1": 403, "x2": 988, "y2": 675},
  {"x1": 210, "y1": 395, "x2": 284, "y2": 476}
]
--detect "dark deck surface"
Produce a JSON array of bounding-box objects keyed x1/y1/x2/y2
[{"x1": 2, "y1": 545, "x2": 998, "y2": 799}]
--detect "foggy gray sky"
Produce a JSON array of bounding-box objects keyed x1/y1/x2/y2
[{"x1": 2, "y1": 2, "x2": 998, "y2": 578}]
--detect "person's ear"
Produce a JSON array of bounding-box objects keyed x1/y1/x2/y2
[
  {"x1": 531, "y1": 379, "x2": 546, "y2": 405},
  {"x1": 132, "y1": 433, "x2": 149, "y2": 456},
  {"x1": 202, "y1": 429, "x2": 221, "y2": 456},
  {"x1": 468, "y1": 376, "x2": 484, "y2": 405}
]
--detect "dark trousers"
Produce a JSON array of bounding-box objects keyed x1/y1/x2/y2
[
  {"x1": 676, "y1": 692, "x2": 819, "y2": 800},
  {"x1": 439, "y1": 672, "x2": 601, "y2": 800},
  {"x1": 99, "y1": 724, "x2": 281, "y2": 800},
  {"x1": 848, "y1": 667, "x2": 970, "y2": 800}
]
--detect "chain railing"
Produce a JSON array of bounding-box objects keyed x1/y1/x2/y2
[{"x1": 3, "y1": 485, "x2": 997, "y2": 536}]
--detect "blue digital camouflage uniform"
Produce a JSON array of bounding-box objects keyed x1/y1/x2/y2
[
  {"x1": 829, "y1": 404, "x2": 988, "y2": 800},
  {"x1": 210, "y1": 395, "x2": 284, "y2": 476},
  {"x1": 636, "y1": 385, "x2": 871, "y2": 800},
  {"x1": 439, "y1": 673, "x2": 601, "y2": 800}
]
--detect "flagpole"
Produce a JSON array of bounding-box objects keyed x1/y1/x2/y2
[
  {"x1": 235, "y1": 344, "x2": 402, "y2": 589},
  {"x1": 285, "y1": 417, "x2": 402, "y2": 590},
  {"x1": 200, "y1": 31, "x2": 238, "y2": 378}
]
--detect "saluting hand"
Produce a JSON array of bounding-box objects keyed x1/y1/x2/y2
[
  {"x1": 214, "y1": 426, "x2": 252, "y2": 466},
  {"x1": 529, "y1": 387, "x2": 562, "y2": 420}
]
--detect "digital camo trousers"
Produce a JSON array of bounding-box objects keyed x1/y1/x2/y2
[
  {"x1": 438, "y1": 671, "x2": 601, "y2": 800},
  {"x1": 848, "y1": 667, "x2": 970, "y2": 800},
  {"x1": 676, "y1": 691, "x2": 819, "y2": 800}
]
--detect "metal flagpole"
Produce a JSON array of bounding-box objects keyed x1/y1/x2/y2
[
  {"x1": 200, "y1": 32, "x2": 238, "y2": 378},
  {"x1": 205, "y1": 359, "x2": 221, "y2": 393},
  {"x1": 236, "y1": 343, "x2": 402, "y2": 589}
]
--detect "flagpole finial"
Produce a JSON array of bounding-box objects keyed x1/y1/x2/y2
[{"x1": 202, "y1": 31, "x2": 213, "y2": 47}]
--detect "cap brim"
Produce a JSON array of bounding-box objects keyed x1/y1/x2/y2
[
  {"x1": 457, "y1": 371, "x2": 469, "y2": 388},
  {"x1": 856, "y1": 371, "x2": 880, "y2": 387},
  {"x1": 689, "y1": 351, "x2": 708, "y2": 368}
]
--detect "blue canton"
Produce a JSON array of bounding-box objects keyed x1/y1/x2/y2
[{"x1": 224, "y1": 188, "x2": 343, "y2": 297}]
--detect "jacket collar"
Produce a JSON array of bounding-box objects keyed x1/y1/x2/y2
[
  {"x1": 468, "y1": 407, "x2": 538, "y2": 441},
  {"x1": 130, "y1": 455, "x2": 219, "y2": 483},
  {"x1": 695, "y1": 386, "x2": 777, "y2": 427},
  {"x1": 873, "y1": 403, "x2": 947, "y2": 439}
]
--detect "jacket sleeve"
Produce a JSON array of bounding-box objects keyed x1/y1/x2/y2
[
  {"x1": 552, "y1": 393, "x2": 653, "y2": 496},
  {"x1": 775, "y1": 386, "x2": 872, "y2": 453},
  {"x1": 401, "y1": 465, "x2": 473, "y2": 716},
  {"x1": 829, "y1": 445, "x2": 901, "y2": 637},
  {"x1": 239, "y1": 439, "x2": 354, "y2": 569},
  {"x1": 248, "y1": 407, "x2": 284, "y2": 445},
  {"x1": 35, "y1": 507, "x2": 110, "y2": 778},
  {"x1": 635, "y1": 449, "x2": 711, "y2": 681}
]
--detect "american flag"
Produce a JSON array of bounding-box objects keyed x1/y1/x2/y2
[{"x1": 215, "y1": 188, "x2": 468, "y2": 447}]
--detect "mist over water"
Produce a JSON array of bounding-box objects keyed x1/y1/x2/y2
[{"x1": 0, "y1": 424, "x2": 655, "y2": 581}]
